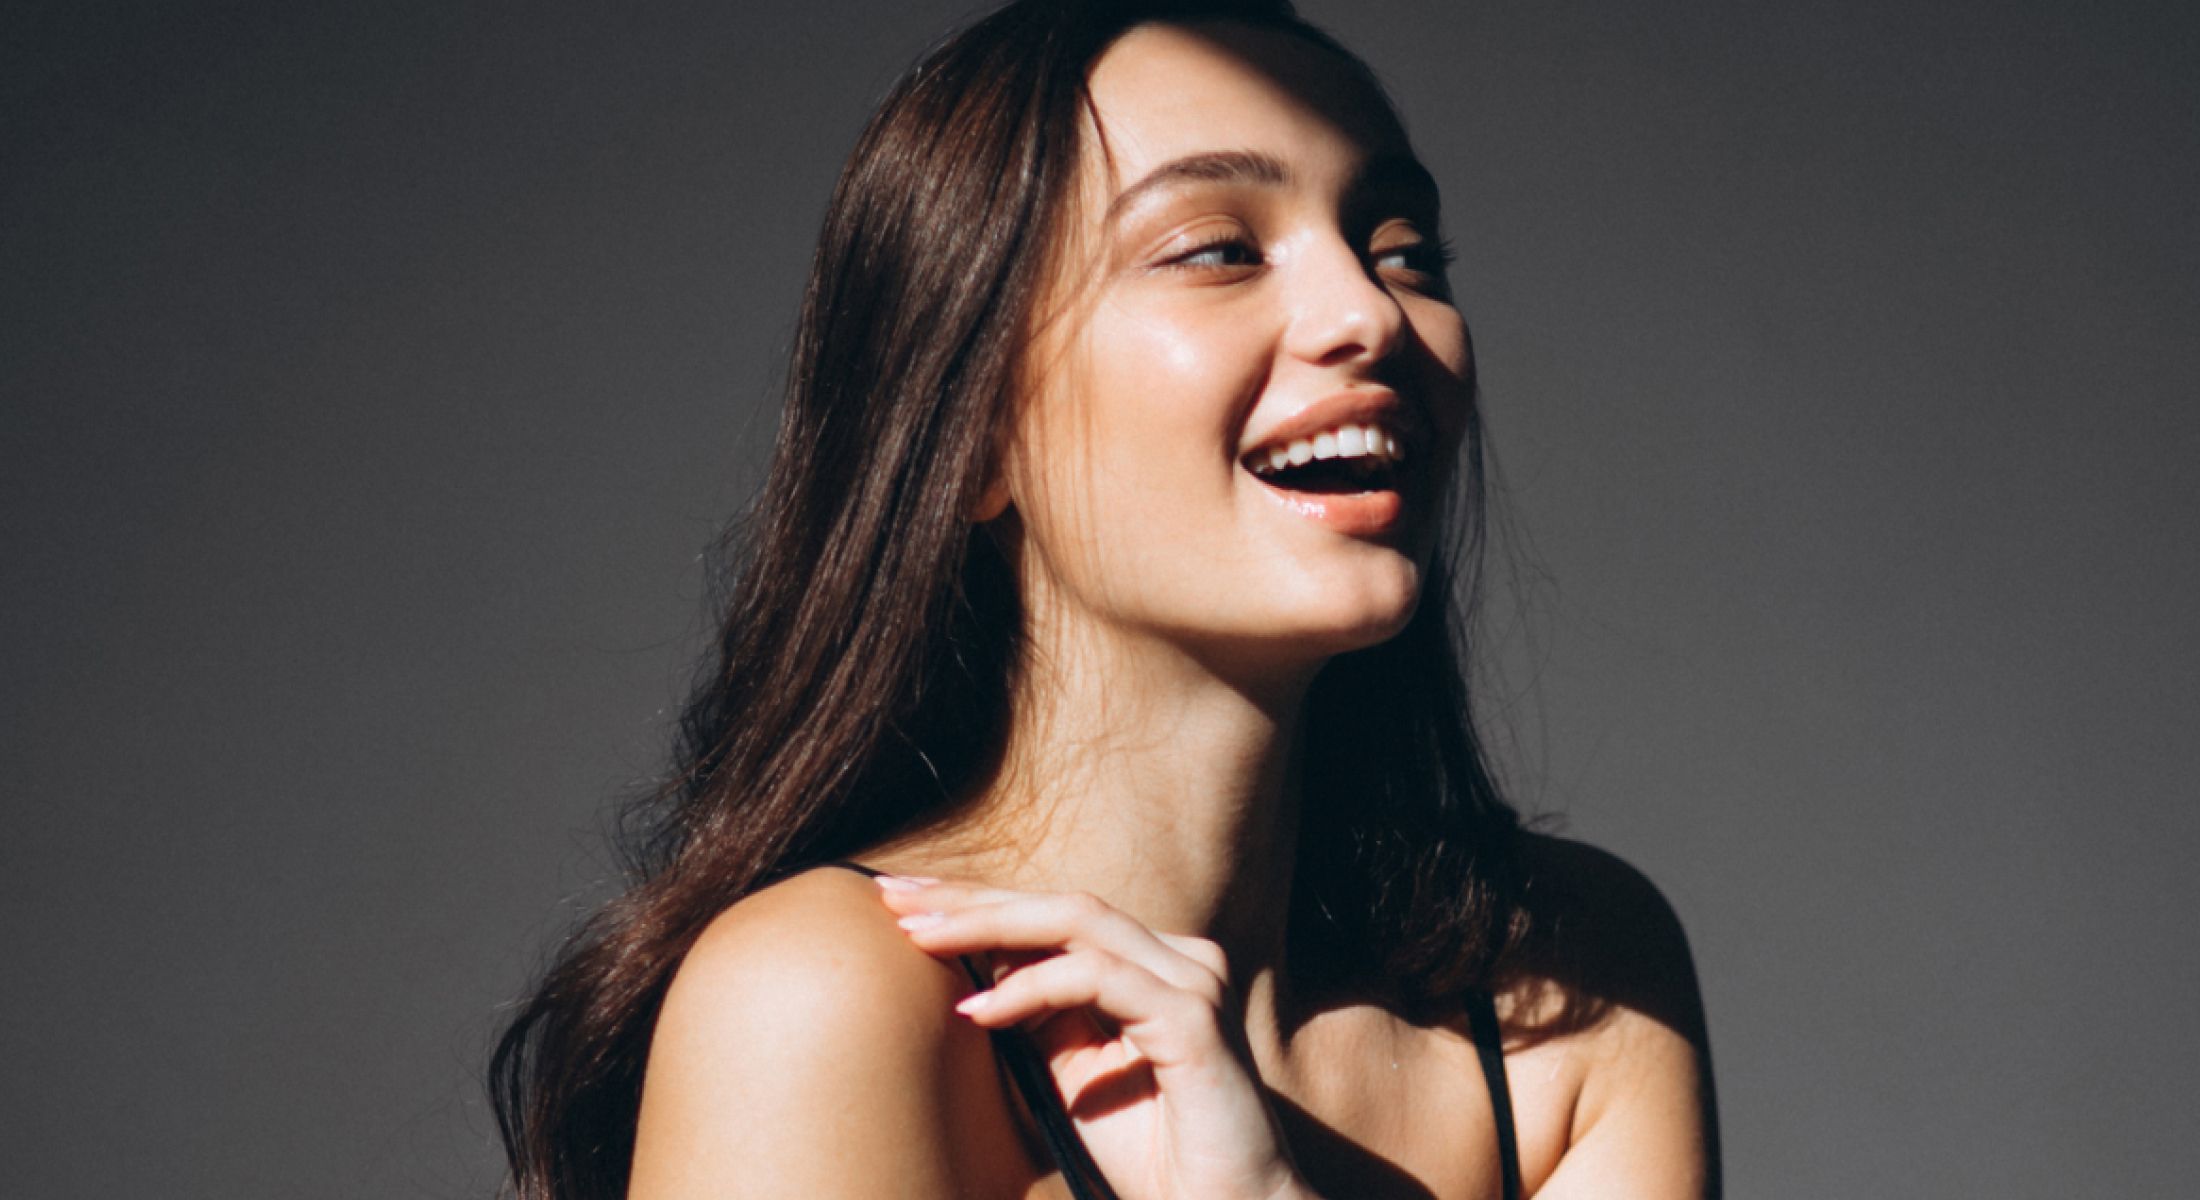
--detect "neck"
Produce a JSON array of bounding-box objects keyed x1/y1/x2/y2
[{"x1": 950, "y1": 617, "x2": 1316, "y2": 988}]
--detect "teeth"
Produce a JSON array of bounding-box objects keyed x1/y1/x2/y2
[{"x1": 1248, "y1": 423, "x2": 1406, "y2": 476}]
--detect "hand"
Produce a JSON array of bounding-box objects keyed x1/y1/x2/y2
[{"x1": 875, "y1": 876, "x2": 1314, "y2": 1200}]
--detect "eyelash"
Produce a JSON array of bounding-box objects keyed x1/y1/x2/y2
[
  {"x1": 1162, "y1": 233, "x2": 1455, "y2": 287},
  {"x1": 1379, "y1": 236, "x2": 1456, "y2": 277},
  {"x1": 1167, "y1": 236, "x2": 1262, "y2": 271}
]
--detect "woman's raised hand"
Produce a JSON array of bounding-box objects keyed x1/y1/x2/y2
[{"x1": 875, "y1": 876, "x2": 1316, "y2": 1200}]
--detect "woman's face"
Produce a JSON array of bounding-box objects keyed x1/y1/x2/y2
[{"x1": 1002, "y1": 21, "x2": 1474, "y2": 673}]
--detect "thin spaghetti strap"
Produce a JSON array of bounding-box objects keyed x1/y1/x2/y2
[
  {"x1": 1465, "y1": 989, "x2": 1522, "y2": 1200},
  {"x1": 821, "y1": 861, "x2": 1121, "y2": 1199}
]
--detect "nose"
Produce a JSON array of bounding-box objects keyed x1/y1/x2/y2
[{"x1": 1280, "y1": 236, "x2": 1406, "y2": 368}]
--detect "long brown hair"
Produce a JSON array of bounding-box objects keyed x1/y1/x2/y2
[{"x1": 489, "y1": 3, "x2": 1522, "y2": 1196}]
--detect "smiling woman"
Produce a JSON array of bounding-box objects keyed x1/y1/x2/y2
[
  {"x1": 490, "y1": 3, "x2": 1714, "y2": 1198},
  {"x1": 1012, "y1": 26, "x2": 1469, "y2": 663}
]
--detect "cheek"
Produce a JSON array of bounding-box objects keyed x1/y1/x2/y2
[
  {"x1": 1057, "y1": 301, "x2": 1263, "y2": 471},
  {"x1": 1405, "y1": 304, "x2": 1476, "y2": 444},
  {"x1": 1007, "y1": 305, "x2": 1268, "y2": 598},
  {"x1": 1088, "y1": 306, "x2": 1271, "y2": 530},
  {"x1": 1096, "y1": 296, "x2": 1270, "y2": 414},
  {"x1": 1408, "y1": 301, "x2": 1473, "y2": 379},
  {"x1": 1117, "y1": 301, "x2": 1211, "y2": 380}
]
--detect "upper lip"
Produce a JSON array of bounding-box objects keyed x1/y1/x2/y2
[{"x1": 1238, "y1": 388, "x2": 1418, "y2": 464}]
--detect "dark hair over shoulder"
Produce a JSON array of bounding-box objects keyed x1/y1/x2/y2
[{"x1": 489, "y1": 3, "x2": 1523, "y2": 1196}]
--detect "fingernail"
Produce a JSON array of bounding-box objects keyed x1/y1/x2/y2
[
  {"x1": 874, "y1": 875, "x2": 923, "y2": 891},
  {"x1": 955, "y1": 990, "x2": 992, "y2": 1015},
  {"x1": 897, "y1": 912, "x2": 946, "y2": 931}
]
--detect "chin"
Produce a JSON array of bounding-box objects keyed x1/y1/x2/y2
[{"x1": 1266, "y1": 560, "x2": 1426, "y2": 658}]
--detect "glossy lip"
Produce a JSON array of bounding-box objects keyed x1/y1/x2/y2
[
  {"x1": 1238, "y1": 388, "x2": 1423, "y2": 539},
  {"x1": 1256, "y1": 483, "x2": 1407, "y2": 537}
]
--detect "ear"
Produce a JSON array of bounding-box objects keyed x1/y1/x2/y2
[
  {"x1": 969, "y1": 469, "x2": 1012, "y2": 523},
  {"x1": 969, "y1": 421, "x2": 1017, "y2": 523}
]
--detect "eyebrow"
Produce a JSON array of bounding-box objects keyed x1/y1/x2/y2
[
  {"x1": 1104, "y1": 150, "x2": 1290, "y2": 227},
  {"x1": 1102, "y1": 149, "x2": 1442, "y2": 228}
]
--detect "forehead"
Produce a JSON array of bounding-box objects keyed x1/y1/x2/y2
[{"x1": 1081, "y1": 21, "x2": 1410, "y2": 192}]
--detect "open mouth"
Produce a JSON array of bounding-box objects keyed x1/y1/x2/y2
[{"x1": 1242, "y1": 423, "x2": 1408, "y2": 495}]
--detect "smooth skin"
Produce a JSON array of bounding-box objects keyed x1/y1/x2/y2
[{"x1": 631, "y1": 20, "x2": 1713, "y2": 1200}]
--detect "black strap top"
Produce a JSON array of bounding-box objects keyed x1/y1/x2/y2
[{"x1": 825, "y1": 860, "x2": 1521, "y2": 1200}]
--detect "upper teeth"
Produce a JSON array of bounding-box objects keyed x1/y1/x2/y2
[{"x1": 1251, "y1": 423, "x2": 1406, "y2": 475}]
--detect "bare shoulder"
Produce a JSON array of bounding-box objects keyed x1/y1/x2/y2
[
  {"x1": 654, "y1": 865, "x2": 967, "y2": 1042},
  {"x1": 630, "y1": 866, "x2": 1027, "y2": 1198},
  {"x1": 1495, "y1": 834, "x2": 1719, "y2": 1199}
]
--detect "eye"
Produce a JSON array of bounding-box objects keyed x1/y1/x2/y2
[
  {"x1": 1162, "y1": 235, "x2": 1263, "y2": 273},
  {"x1": 1372, "y1": 235, "x2": 1456, "y2": 295}
]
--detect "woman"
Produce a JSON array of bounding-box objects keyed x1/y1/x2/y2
[{"x1": 492, "y1": 2, "x2": 1715, "y2": 1197}]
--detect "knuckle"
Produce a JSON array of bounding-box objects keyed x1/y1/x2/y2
[
  {"x1": 1050, "y1": 949, "x2": 1111, "y2": 993},
  {"x1": 1186, "y1": 936, "x2": 1229, "y2": 973}
]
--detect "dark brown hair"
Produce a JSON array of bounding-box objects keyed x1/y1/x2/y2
[{"x1": 489, "y1": 2, "x2": 1522, "y2": 1196}]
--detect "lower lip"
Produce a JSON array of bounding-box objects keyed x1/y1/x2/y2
[{"x1": 1249, "y1": 474, "x2": 1407, "y2": 537}]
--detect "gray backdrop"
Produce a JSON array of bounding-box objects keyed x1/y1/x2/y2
[{"x1": 5, "y1": 1, "x2": 2195, "y2": 1196}]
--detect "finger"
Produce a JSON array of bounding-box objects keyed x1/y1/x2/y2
[
  {"x1": 1024, "y1": 1005, "x2": 1123, "y2": 1065},
  {"x1": 898, "y1": 894, "x2": 1223, "y2": 999},
  {"x1": 1032, "y1": 1011, "x2": 1154, "y2": 1096},
  {"x1": 957, "y1": 950, "x2": 1219, "y2": 1067},
  {"x1": 872, "y1": 876, "x2": 1026, "y2": 910},
  {"x1": 875, "y1": 880, "x2": 1230, "y2": 1000},
  {"x1": 1153, "y1": 932, "x2": 1230, "y2": 982}
]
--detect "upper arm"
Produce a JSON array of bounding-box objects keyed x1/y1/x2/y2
[
  {"x1": 628, "y1": 870, "x2": 1021, "y2": 1199},
  {"x1": 1506, "y1": 837, "x2": 1718, "y2": 1200}
]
